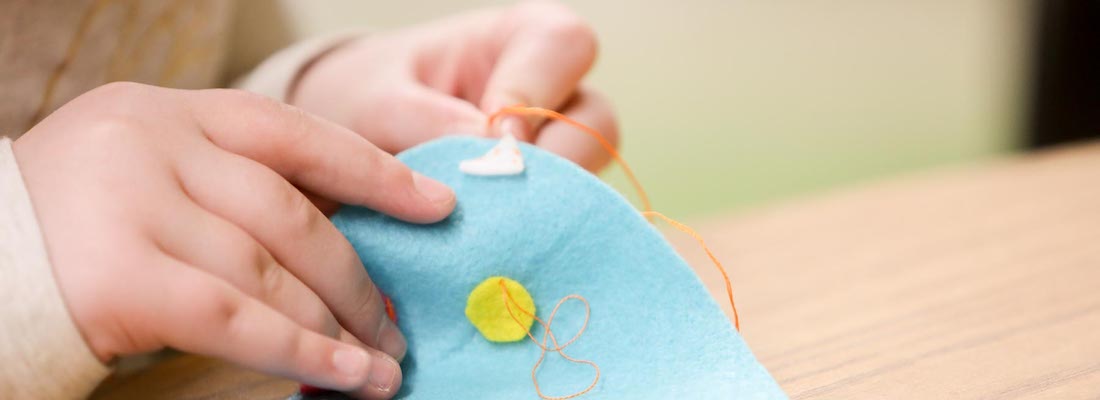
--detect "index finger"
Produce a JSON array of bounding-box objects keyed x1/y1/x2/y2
[
  {"x1": 181, "y1": 88, "x2": 455, "y2": 224},
  {"x1": 478, "y1": 2, "x2": 598, "y2": 137}
]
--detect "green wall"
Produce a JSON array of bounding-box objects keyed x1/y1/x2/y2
[{"x1": 242, "y1": 0, "x2": 1033, "y2": 218}]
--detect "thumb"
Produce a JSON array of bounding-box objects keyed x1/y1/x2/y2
[{"x1": 355, "y1": 85, "x2": 487, "y2": 154}]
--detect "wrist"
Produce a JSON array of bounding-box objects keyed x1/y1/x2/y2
[{"x1": 0, "y1": 138, "x2": 111, "y2": 397}]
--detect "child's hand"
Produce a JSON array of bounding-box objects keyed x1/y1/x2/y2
[
  {"x1": 292, "y1": 1, "x2": 618, "y2": 172},
  {"x1": 14, "y1": 82, "x2": 453, "y2": 399}
]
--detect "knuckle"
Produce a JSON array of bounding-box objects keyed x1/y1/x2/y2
[
  {"x1": 81, "y1": 116, "x2": 138, "y2": 144},
  {"x1": 371, "y1": 153, "x2": 409, "y2": 188},
  {"x1": 277, "y1": 180, "x2": 324, "y2": 239},
  {"x1": 343, "y1": 275, "x2": 379, "y2": 322},
  {"x1": 270, "y1": 107, "x2": 315, "y2": 164},
  {"x1": 86, "y1": 81, "x2": 153, "y2": 100},
  {"x1": 68, "y1": 84, "x2": 156, "y2": 143},
  {"x1": 249, "y1": 253, "x2": 339, "y2": 337},
  {"x1": 85, "y1": 113, "x2": 146, "y2": 139},
  {"x1": 254, "y1": 252, "x2": 285, "y2": 296},
  {"x1": 78, "y1": 82, "x2": 161, "y2": 117},
  {"x1": 303, "y1": 306, "x2": 339, "y2": 337},
  {"x1": 182, "y1": 278, "x2": 240, "y2": 329},
  {"x1": 204, "y1": 89, "x2": 316, "y2": 147}
]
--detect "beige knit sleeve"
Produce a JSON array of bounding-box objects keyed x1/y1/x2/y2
[
  {"x1": 0, "y1": 138, "x2": 111, "y2": 399},
  {"x1": 232, "y1": 29, "x2": 367, "y2": 102}
]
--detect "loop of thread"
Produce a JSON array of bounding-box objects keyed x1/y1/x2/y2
[
  {"x1": 487, "y1": 106, "x2": 742, "y2": 399},
  {"x1": 499, "y1": 279, "x2": 600, "y2": 400}
]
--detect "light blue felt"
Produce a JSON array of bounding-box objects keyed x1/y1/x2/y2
[{"x1": 329, "y1": 137, "x2": 786, "y2": 400}]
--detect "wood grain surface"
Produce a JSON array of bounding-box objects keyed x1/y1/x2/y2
[{"x1": 92, "y1": 142, "x2": 1100, "y2": 399}]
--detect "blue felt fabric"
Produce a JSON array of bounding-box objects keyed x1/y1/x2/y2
[{"x1": 326, "y1": 137, "x2": 786, "y2": 399}]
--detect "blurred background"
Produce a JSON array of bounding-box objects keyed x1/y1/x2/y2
[{"x1": 232, "y1": 0, "x2": 1096, "y2": 218}]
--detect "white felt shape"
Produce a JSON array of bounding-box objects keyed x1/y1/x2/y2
[{"x1": 458, "y1": 133, "x2": 525, "y2": 176}]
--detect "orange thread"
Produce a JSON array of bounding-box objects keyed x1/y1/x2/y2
[
  {"x1": 499, "y1": 279, "x2": 599, "y2": 400},
  {"x1": 488, "y1": 106, "x2": 653, "y2": 218},
  {"x1": 641, "y1": 211, "x2": 740, "y2": 330},
  {"x1": 487, "y1": 106, "x2": 741, "y2": 330}
]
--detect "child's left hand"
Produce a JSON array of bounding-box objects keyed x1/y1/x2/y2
[{"x1": 291, "y1": 2, "x2": 618, "y2": 172}]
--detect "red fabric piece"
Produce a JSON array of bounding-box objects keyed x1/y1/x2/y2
[
  {"x1": 298, "y1": 384, "x2": 328, "y2": 395},
  {"x1": 383, "y1": 293, "x2": 398, "y2": 324}
]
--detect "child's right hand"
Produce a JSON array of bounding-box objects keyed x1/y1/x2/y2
[{"x1": 13, "y1": 82, "x2": 455, "y2": 399}]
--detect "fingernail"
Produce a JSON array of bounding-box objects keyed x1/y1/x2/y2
[
  {"x1": 377, "y1": 318, "x2": 408, "y2": 362},
  {"x1": 369, "y1": 355, "x2": 399, "y2": 392},
  {"x1": 332, "y1": 347, "x2": 369, "y2": 380},
  {"x1": 412, "y1": 172, "x2": 454, "y2": 205}
]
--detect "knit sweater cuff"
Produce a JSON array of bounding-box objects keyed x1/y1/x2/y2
[
  {"x1": 0, "y1": 137, "x2": 111, "y2": 399},
  {"x1": 233, "y1": 29, "x2": 367, "y2": 101}
]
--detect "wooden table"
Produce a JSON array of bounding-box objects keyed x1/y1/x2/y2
[{"x1": 92, "y1": 143, "x2": 1100, "y2": 399}]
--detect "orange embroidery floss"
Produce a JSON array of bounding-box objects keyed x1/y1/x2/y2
[
  {"x1": 486, "y1": 106, "x2": 742, "y2": 399},
  {"x1": 487, "y1": 106, "x2": 653, "y2": 218},
  {"x1": 498, "y1": 279, "x2": 599, "y2": 400},
  {"x1": 487, "y1": 106, "x2": 741, "y2": 328},
  {"x1": 640, "y1": 211, "x2": 740, "y2": 330},
  {"x1": 382, "y1": 293, "x2": 398, "y2": 324}
]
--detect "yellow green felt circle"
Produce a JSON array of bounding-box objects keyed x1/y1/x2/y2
[{"x1": 465, "y1": 276, "x2": 536, "y2": 342}]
